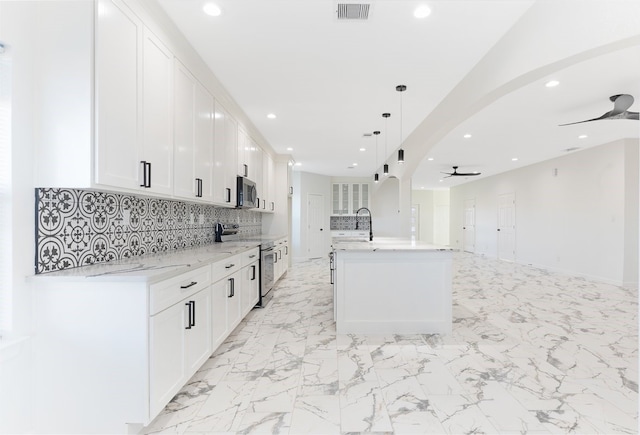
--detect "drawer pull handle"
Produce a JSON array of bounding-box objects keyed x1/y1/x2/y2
[
  {"x1": 251, "y1": 264, "x2": 256, "y2": 280},
  {"x1": 249, "y1": 254, "x2": 256, "y2": 259},
  {"x1": 180, "y1": 281, "x2": 198, "y2": 289},
  {"x1": 225, "y1": 264, "x2": 235, "y2": 269}
]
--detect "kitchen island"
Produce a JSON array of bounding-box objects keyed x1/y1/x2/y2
[{"x1": 332, "y1": 238, "x2": 453, "y2": 334}]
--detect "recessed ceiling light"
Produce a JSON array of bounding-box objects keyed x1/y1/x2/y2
[
  {"x1": 202, "y1": 3, "x2": 221, "y2": 16},
  {"x1": 463, "y1": 134, "x2": 472, "y2": 139},
  {"x1": 414, "y1": 5, "x2": 431, "y2": 18},
  {"x1": 286, "y1": 147, "x2": 293, "y2": 151},
  {"x1": 295, "y1": 162, "x2": 302, "y2": 166},
  {"x1": 427, "y1": 157, "x2": 434, "y2": 161},
  {"x1": 353, "y1": 163, "x2": 358, "y2": 166},
  {"x1": 512, "y1": 157, "x2": 519, "y2": 161},
  {"x1": 359, "y1": 148, "x2": 366, "y2": 152},
  {"x1": 438, "y1": 179, "x2": 443, "y2": 183},
  {"x1": 267, "y1": 113, "x2": 276, "y2": 119},
  {"x1": 578, "y1": 134, "x2": 588, "y2": 139},
  {"x1": 545, "y1": 80, "x2": 560, "y2": 88}
]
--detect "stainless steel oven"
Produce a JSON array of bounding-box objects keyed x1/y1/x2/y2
[{"x1": 258, "y1": 241, "x2": 275, "y2": 307}]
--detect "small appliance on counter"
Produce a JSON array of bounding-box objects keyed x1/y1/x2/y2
[{"x1": 214, "y1": 223, "x2": 239, "y2": 242}]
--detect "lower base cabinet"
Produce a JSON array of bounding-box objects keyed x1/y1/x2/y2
[{"x1": 33, "y1": 246, "x2": 261, "y2": 434}]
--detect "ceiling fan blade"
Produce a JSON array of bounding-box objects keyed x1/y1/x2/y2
[
  {"x1": 558, "y1": 114, "x2": 607, "y2": 126},
  {"x1": 610, "y1": 94, "x2": 634, "y2": 115},
  {"x1": 455, "y1": 172, "x2": 481, "y2": 176},
  {"x1": 624, "y1": 111, "x2": 639, "y2": 120}
]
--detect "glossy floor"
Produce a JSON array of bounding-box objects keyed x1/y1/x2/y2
[{"x1": 142, "y1": 253, "x2": 638, "y2": 434}]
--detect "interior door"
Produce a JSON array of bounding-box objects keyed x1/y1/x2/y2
[
  {"x1": 463, "y1": 199, "x2": 475, "y2": 253},
  {"x1": 307, "y1": 193, "x2": 325, "y2": 258},
  {"x1": 497, "y1": 192, "x2": 516, "y2": 262}
]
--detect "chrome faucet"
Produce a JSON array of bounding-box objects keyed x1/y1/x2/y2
[{"x1": 355, "y1": 207, "x2": 373, "y2": 241}]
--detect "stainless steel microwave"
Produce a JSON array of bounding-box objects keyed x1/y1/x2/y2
[{"x1": 236, "y1": 176, "x2": 258, "y2": 208}]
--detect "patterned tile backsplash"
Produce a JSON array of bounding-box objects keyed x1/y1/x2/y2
[
  {"x1": 35, "y1": 188, "x2": 262, "y2": 274},
  {"x1": 330, "y1": 215, "x2": 370, "y2": 231}
]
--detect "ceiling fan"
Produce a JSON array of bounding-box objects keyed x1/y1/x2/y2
[
  {"x1": 441, "y1": 166, "x2": 481, "y2": 178},
  {"x1": 559, "y1": 94, "x2": 639, "y2": 126}
]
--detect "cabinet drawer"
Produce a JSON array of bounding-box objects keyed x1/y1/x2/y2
[
  {"x1": 212, "y1": 254, "x2": 242, "y2": 280},
  {"x1": 150, "y1": 265, "x2": 211, "y2": 315},
  {"x1": 241, "y1": 248, "x2": 260, "y2": 267}
]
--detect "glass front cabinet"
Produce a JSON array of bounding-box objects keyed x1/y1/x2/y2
[{"x1": 332, "y1": 183, "x2": 369, "y2": 215}]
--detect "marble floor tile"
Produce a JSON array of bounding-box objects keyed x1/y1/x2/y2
[{"x1": 142, "y1": 253, "x2": 638, "y2": 434}]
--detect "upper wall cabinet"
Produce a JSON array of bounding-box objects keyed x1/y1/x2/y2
[
  {"x1": 95, "y1": 0, "x2": 173, "y2": 195},
  {"x1": 173, "y1": 61, "x2": 215, "y2": 202},
  {"x1": 332, "y1": 183, "x2": 369, "y2": 215},
  {"x1": 213, "y1": 102, "x2": 237, "y2": 206}
]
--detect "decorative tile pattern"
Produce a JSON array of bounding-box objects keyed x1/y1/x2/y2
[
  {"x1": 35, "y1": 188, "x2": 262, "y2": 274},
  {"x1": 141, "y1": 253, "x2": 638, "y2": 434},
  {"x1": 330, "y1": 216, "x2": 370, "y2": 231}
]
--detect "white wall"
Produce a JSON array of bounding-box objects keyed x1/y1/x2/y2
[
  {"x1": 371, "y1": 176, "x2": 402, "y2": 237},
  {"x1": 450, "y1": 139, "x2": 638, "y2": 286},
  {"x1": 292, "y1": 171, "x2": 331, "y2": 260},
  {"x1": 412, "y1": 189, "x2": 450, "y2": 245}
]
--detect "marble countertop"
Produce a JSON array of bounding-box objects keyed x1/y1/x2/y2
[
  {"x1": 332, "y1": 237, "x2": 454, "y2": 252},
  {"x1": 32, "y1": 241, "x2": 263, "y2": 283}
]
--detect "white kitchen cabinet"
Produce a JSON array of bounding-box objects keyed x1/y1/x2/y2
[
  {"x1": 254, "y1": 145, "x2": 264, "y2": 203},
  {"x1": 148, "y1": 265, "x2": 212, "y2": 418},
  {"x1": 95, "y1": 0, "x2": 142, "y2": 190},
  {"x1": 237, "y1": 126, "x2": 250, "y2": 178},
  {"x1": 172, "y1": 60, "x2": 196, "y2": 199},
  {"x1": 141, "y1": 28, "x2": 174, "y2": 195},
  {"x1": 261, "y1": 152, "x2": 275, "y2": 212},
  {"x1": 173, "y1": 61, "x2": 214, "y2": 201},
  {"x1": 331, "y1": 183, "x2": 370, "y2": 215},
  {"x1": 193, "y1": 82, "x2": 215, "y2": 202},
  {"x1": 95, "y1": 1, "x2": 174, "y2": 195},
  {"x1": 274, "y1": 237, "x2": 289, "y2": 281},
  {"x1": 33, "y1": 246, "x2": 261, "y2": 433},
  {"x1": 213, "y1": 102, "x2": 238, "y2": 206},
  {"x1": 241, "y1": 248, "x2": 260, "y2": 316}
]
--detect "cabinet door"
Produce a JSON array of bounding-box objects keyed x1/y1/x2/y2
[
  {"x1": 141, "y1": 29, "x2": 173, "y2": 195},
  {"x1": 194, "y1": 83, "x2": 215, "y2": 202},
  {"x1": 213, "y1": 102, "x2": 236, "y2": 205},
  {"x1": 361, "y1": 183, "x2": 369, "y2": 209},
  {"x1": 226, "y1": 271, "x2": 242, "y2": 332},
  {"x1": 341, "y1": 183, "x2": 349, "y2": 215},
  {"x1": 332, "y1": 184, "x2": 340, "y2": 215},
  {"x1": 149, "y1": 301, "x2": 186, "y2": 418},
  {"x1": 184, "y1": 288, "x2": 212, "y2": 377},
  {"x1": 352, "y1": 184, "x2": 360, "y2": 214},
  {"x1": 211, "y1": 278, "x2": 229, "y2": 349},
  {"x1": 254, "y1": 146, "x2": 263, "y2": 205},
  {"x1": 241, "y1": 261, "x2": 259, "y2": 317},
  {"x1": 172, "y1": 61, "x2": 196, "y2": 199},
  {"x1": 237, "y1": 126, "x2": 249, "y2": 177},
  {"x1": 95, "y1": 0, "x2": 142, "y2": 190}
]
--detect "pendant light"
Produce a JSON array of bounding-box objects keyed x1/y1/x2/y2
[
  {"x1": 382, "y1": 113, "x2": 390, "y2": 176},
  {"x1": 396, "y1": 85, "x2": 406, "y2": 164},
  {"x1": 373, "y1": 130, "x2": 380, "y2": 183}
]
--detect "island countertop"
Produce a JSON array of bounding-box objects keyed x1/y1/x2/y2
[{"x1": 332, "y1": 237, "x2": 454, "y2": 252}]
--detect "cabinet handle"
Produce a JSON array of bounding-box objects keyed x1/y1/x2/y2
[
  {"x1": 278, "y1": 250, "x2": 282, "y2": 260},
  {"x1": 271, "y1": 201, "x2": 274, "y2": 211},
  {"x1": 139, "y1": 161, "x2": 151, "y2": 188},
  {"x1": 195, "y1": 178, "x2": 203, "y2": 198},
  {"x1": 190, "y1": 301, "x2": 196, "y2": 327},
  {"x1": 289, "y1": 187, "x2": 293, "y2": 195},
  {"x1": 228, "y1": 277, "x2": 235, "y2": 297},
  {"x1": 185, "y1": 302, "x2": 192, "y2": 329},
  {"x1": 180, "y1": 281, "x2": 197, "y2": 289},
  {"x1": 251, "y1": 264, "x2": 256, "y2": 280},
  {"x1": 262, "y1": 199, "x2": 266, "y2": 210},
  {"x1": 243, "y1": 164, "x2": 248, "y2": 177},
  {"x1": 274, "y1": 254, "x2": 278, "y2": 264},
  {"x1": 225, "y1": 263, "x2": 235, "y2": 269},
  {"x1": 285, "y1": 246, "x2": 288, "y2": 255},
  {"x1": 225, "y1": 188, "x2": 231, "y2": 203}
]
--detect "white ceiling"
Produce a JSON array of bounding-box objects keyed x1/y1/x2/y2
[{"x1": 156, "y1": 0, "x2": 640, "y2": 189}]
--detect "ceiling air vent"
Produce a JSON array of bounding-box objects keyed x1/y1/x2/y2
[{"x1": 337, "y1": 3, "x2": 370, "y2": 20}]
